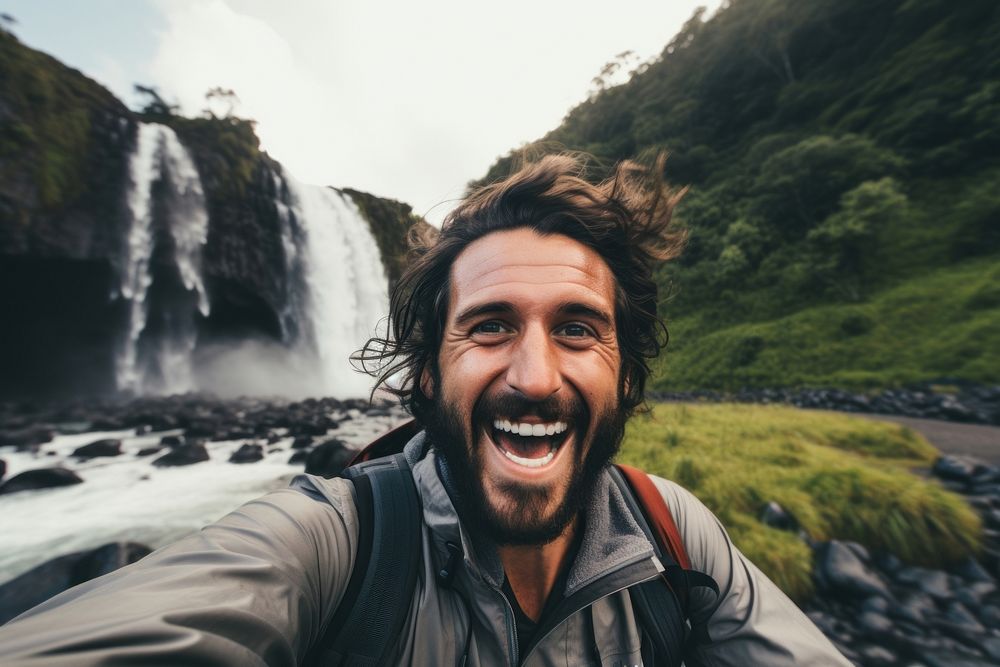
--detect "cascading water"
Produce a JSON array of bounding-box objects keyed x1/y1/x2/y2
[
  {"x1": 115, "y1": 123, "x2": 210, "y2": 395},
  {"x1": 282, "y1": 175, "x2": 389, "y2": 398}
]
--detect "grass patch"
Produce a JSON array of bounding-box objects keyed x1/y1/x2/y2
[
  {"x1": 617, "y1": 403, "x2": 981, "y2": 601},
  {"x1": 656, "y1": 257, "x2": 1000, "y2": 391}
]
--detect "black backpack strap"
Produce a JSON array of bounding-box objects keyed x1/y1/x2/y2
[
  {"x1": 608, "y1": 465, "x2": 719, "y2": 666},
  {"x1": 305, "y1": 453, "x2": 422, "y2": 667}
]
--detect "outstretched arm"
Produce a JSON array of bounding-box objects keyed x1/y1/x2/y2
[{"x1": 0, "y1": 476, "x2": 357, "y2": 666}]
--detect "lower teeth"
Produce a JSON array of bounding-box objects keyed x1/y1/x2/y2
[{"x1": 502, "y1": 447, "x2": 554, "y2": 468}]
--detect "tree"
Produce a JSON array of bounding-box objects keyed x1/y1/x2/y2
[
  {"x1": 753, "y1": 134, "x2": 905, "y2": 235},
  {"x1": 806, "y1": 177, "x2": 908, "y2": 301},
  {"x1": 133, "y1": 84, "x2": 179, "y2": 117},
  {"x1": 203, "y1": 87, "x2": 241, "y2": 119}
]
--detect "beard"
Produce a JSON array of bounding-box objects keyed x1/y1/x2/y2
[{"x1": 424, "y1": 388, "x2": 627, "y2": 546}]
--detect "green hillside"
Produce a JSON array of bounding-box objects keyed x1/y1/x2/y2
[{"x1": 479, "y1": 0, "x2": 1000, "y2": 390}]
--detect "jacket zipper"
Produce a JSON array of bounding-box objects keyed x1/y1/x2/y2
[
  {"x1": 517, "y1": 565, "x2": 661, "y2": 665},
  {"x1": 494, "y1": 587, "x2": 519, "y2": 666}
]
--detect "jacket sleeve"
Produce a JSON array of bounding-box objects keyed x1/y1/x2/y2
[
  {"x1": 0, "y1": 475, "x2": 358, "y2": 667},
  {"x1": 649, "y1": 476, "x2": 852, "y2": 667}
]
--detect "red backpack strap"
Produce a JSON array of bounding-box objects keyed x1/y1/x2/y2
[
  {"x1": 350, "y1": 418, "x2": 421, "y2": 465},
  {"x1": 615, "y1": 463, "x2": 691, "y2": 570}
]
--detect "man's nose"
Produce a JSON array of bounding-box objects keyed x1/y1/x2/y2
[{"x1": 505, "y1": 326, "x2": 561, "y2": 400}]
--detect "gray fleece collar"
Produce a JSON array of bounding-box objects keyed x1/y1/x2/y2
[{"x1": 405, "y1": 430, "x2": 656, "y2": 596}]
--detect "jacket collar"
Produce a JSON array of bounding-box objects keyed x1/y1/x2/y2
[{"x1": 404, "y1": 431, "x2": 659, "y2": 596}]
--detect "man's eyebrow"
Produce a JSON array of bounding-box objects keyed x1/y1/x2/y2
[
  {"x1": 453, "y1": 301, "x2": 515, "y2": 326},
  {"x1": 557, "y1": 302, "x2": 614, "y2": 327}
]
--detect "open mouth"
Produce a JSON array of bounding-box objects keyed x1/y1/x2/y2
[{"x1": 488, "y1": 418, "x2": 571, "y2": 468}]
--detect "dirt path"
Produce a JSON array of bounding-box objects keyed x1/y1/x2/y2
[{"x1": 856, "y1": 413, "x2": 1000, "y2": 465}]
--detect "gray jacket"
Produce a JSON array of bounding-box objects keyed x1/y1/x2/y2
[{"x1": 0, "y1": 434, "x2": 849, "y2": 665}]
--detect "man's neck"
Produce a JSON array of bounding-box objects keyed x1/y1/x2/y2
[{"x1": 497, "y1": 519, "x2": 579, "y2": 622}]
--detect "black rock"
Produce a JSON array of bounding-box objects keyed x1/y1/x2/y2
[
  {"x1": 954, "y1": 557, "x2": 995, "y2": 584},
  {"x1": 136, "y1": 446, "x2": 163, "y2": 457},
  {"x1": 861, "y1": 595, "x2": 889, "y2": 614},
  {"x1": 0, "y1": 542, "x2": 151, "y2": 624},
  {"x1": 0, "y1": 467, "x2": 83, "y2": 494},
  {"x1": 982, "y1": 637, "x2": 1000, "y2": 662},
  {"x1": 288, "y1": 450, "x2": 308, "y2": 465},
  {"x1": 918, "y1": 570, "x2": 954, "y2": 600},
  {"x1": 923, "y1": 651, "x2": 999, "y2": 667},
  {"x1": 760, "y1": 501, "x2": 798, "y2": 532},
  {"x1": 858, "y1": 645, "x2": 896, "y2": 666},
  {"x1": 982, "y1": 605, "x2": 1000, "y2": 629},
  {"x1": 159, "y1": 435, "x2": 185, "y2": 448},
  {"x1": 890, "y1": 592, "x2": 936, "y2": 625},
  {"x1": 944, "y1": 601, "x2": 986, "y2": 634},
  {"x1": 305, "y1": 438, "x2": 354, "y2": 478},
  {"x1": 934, "y1": 456, "x2": 984, "y2": 483},
  {"x1": 71, "y1": 438, "x2": 122, "y2": 459},
  {"x1": 858, "y1": 610, "x2": 893, "y2": 635},
  {"x1": 292, "y1": 435, "x2": 313, "y2": 449},
  {"x1": 152, "y1": 444, "x2": 210, "y2": 467},
  {"x1": 815, "y1": 540, "x2": 891, "y2": 600},
  {"x1": 0, "y1": 458, "x2": 5, "y2": 482},
  {"x1": 0, "y1": 426, "x2": 54, "y2": 450},
  {"x1": 229, "y1": 443, "x2": 264, "y2": 464}
]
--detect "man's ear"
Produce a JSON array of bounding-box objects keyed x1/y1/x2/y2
[{"x1": 420, "y1": 366, "x2": 434, "y2": 398}]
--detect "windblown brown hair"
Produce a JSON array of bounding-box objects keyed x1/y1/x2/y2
[{"x1": 354, "y1": 153, "x2": 686, "y2": 424}]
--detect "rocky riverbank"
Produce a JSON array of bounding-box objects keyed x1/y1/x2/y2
[
  {"x1": 650, "y1": 382, "x2": 1000, "y2": 426},
  {"x1": 797, "y1": 454, "x2": 1000, "y2": 666},
  {"x1": 1, "y1": 395, "x2": 998, "y2": 666}
]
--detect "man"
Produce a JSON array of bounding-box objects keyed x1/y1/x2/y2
[{"x1": 0, "y1": 156, "x2": 849, "y2": 665}]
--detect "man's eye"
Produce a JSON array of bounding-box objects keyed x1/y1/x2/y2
[
  {"x1": 557, "y1": 323, "x2": 592, "y2": 338},
  {"x1": 472, "y1": 321, "x2": 508, "y2": 335}
]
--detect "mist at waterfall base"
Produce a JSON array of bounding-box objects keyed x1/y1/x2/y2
[{"x1": 118, "y1": 123, "x2": 388, "y2": 400}]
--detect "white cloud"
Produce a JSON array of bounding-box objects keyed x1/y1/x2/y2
[{"x1": 150, "y1": 0, "x2": 722, "y2": 224}]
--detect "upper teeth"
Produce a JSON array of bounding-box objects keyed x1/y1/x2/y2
[{"x1": 492, "y1": 420, "x2": 567, "y2": 437}]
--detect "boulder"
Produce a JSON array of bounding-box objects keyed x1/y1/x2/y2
[
  {"x1": 136, "y1": 446, "x2": 163, "y2": 457},
  {"x1": 760, "y1": 501, "x2": 798, "y2": 532},
  {"x1": 0, "y1": 467, "x2": 83, "y2": 494},
  {"x1": 288, "y1": 450, "x2": 308, "y2": 465},
  {"x1": 0, "y1": 542, "x2": 151, "y2": 624},
  {"x1": 152, "y1": 444, "x2": 210, "y2": 467},
  {"x1": 305, "y1": 438, "x2": 354, "y2": 478},
  {"x1": 933, "y1": 456, "x2": 984, "y2": 483},
  {"x1": 814, "y1": 540, "x2": 892, "y2": 600},
  {"x1": 292, "y1": 435, "x2": 314, "y2": 449},
  {"x1": 229, "y1": 443, "x2": 264, "y2": 464},
  {"x1": 0, "y1": 426, "x2": 55, "y2": 449},
  {"x1": 71, "y1": 438, "x2": 122, "y2": 459},
  {"x1": 159, "y1": 435, "x2": 185, "y2": 448}
]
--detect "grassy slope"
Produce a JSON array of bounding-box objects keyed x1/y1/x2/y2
[
  {"x1": 656, "y1": 257, "x2": 1000, "y2": 391},
  {"x1": 617, "y1": 403, "x2": 981, "y2": 600}
]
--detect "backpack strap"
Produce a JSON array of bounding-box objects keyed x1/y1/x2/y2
[
  {"x1": 611, "y1": 464, "x2": 720, "y2": 664},
  {"x1": 349, "y1": 418, "x2": 421, "y2": 465},
  {"x1": 305, "y1": 453, "x2": 422, "y2": 667}
]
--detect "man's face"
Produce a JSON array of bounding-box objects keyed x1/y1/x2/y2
[{"x1": 424, "y1": 228, "x2": 626, "y2": 545}]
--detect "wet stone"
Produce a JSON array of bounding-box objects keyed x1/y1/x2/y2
[
  {"x1": 859, "y1": 645, "x2": 896, "y2": 666},
  {"x1": 71, "y1": 438, "x2": 122, "y2": 459},
  {"x1": 816, "y1": 541, "x2": 891, "y2": 600},
  {"x1": 229, "y1": 443, "x2": 264, "y2": 464},
  {"x1": 859, "y1": 610, "x2": 893, "y2": 635}
]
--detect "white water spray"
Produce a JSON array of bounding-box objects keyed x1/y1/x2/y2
[
  {"x1": 284, "y1": 177, "x2": 388, "y2": 397},
  {"x1": 116, "y1": 123, "x2": 210, "y2": 395}
]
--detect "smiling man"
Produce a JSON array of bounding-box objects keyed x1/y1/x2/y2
[{"x1": 0, "y1": 156, "x2": 850, "y2": 666}]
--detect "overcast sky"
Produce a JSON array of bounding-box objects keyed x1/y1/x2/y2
[{"x1": 6, "y1": 0, "x2": 721, "y2": 224}]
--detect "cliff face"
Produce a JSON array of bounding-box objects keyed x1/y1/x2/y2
[{"x1": 0, "y1": 30, "x2": 422, "y2": 400}]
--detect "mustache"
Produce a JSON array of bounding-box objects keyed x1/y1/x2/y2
[{"x1": 472, "y1": 391, "x2": 587, "y2": 425}]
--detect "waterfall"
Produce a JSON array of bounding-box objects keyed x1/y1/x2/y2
[
  {"x1": 115, "y1": 123, "x2": 210, "y2": 395},
  {"x1": 283, "y1": 175, "x2": 388, "y2": 398},
  {"x1": 115, "y1": 126, "x2": 387, "y2": 399}
]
